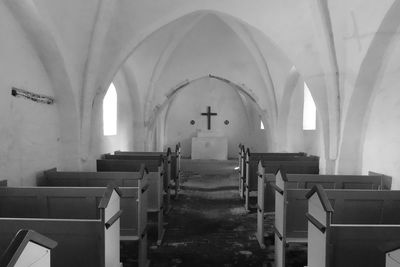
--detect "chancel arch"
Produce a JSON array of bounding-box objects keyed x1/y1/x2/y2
[{"x1": 150, "y1": 75, "x2": 271, "y2": 157}]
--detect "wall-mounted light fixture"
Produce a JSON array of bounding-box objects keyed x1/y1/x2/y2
[{"x1": 11, "y1": 87, "x2": 54, "y2": 105}]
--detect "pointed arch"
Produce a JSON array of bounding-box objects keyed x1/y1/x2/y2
[{"x1": 337, "y1": 1, "x2": 400, "y2": 174}]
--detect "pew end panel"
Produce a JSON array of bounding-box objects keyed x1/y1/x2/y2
[
  {"x1": 0, "y1": 219, "x2": 104, "y2": 267},
  {"x1": 386, "y1": 246, "x2": 400, "y2": 267},
  {"x1": 147, "y1": 170, "x2": 165, "y2": 245},
  {"x1": 175, "y1": 143, "x2": 182, "y2": 194},
  {"x1": 305, "y1": 185, "x2": 333, "y2": 267},
  {"x1": 0, "y1": 229, "x2": 57, "y2": 267},
  {"x1": 238, "y1": 145, "x2": 243, "y2": 197},
  {"x1": 138, "y1": 177, "x2": 150, "y2": 254},
  {"x1": 103, "y1": 187, "x2": 123, "y2": 267},
  {"x1": 274, "y1": 169, "x2": 287, "y2": 267},
  {"x1": 256, "y1": 162, "x2": 265, "y2": 248},
  {"x1": 239, "y1": 146, "x2": 246, "y2": 199}
]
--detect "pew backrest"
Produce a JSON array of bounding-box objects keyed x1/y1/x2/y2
[
  {"x1": 97, "y1": 158, "x2": 162, "y2": 172},
  {"x1": 43, "y1": 167, "x2": 146, "y2": 187},
  {"x1": 0, "y1": 186, "x2": 121, "y2": 220},
  {"x1": 281, "y1": 173, "x2": 390, "y2": 190},
  {"x1": 239, "y1": 145, "x2": 246, "y2": 198},
  {"x1": 254, "y1": 159, "x2": 319, "y2": 190},
  {"x1": 113, "y1": 149, "x2": 179, "y2": 185}
]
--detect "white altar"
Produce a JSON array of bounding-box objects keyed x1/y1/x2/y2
[{"x1": 191, "y1": 131, "x2": 228, "y2": 160}]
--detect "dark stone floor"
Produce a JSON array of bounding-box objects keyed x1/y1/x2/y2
[{"x1": 122, "y1": 159, "x2": 306, "y2": 267}]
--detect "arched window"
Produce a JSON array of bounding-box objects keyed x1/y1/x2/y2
[
  {"x1": 103, "y1": 83, "x2": 117, "y2": 136},
  {"x1": 303, "y1": 82, "x2": 316, "y2": 130},
  {"x1": 260, "y1": 120, "x2": 265, "y2": 130}
]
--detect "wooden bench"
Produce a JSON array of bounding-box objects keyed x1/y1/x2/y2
[
  {"x1": 238, "y1": 145, "x2": 245, "y2": 198},
  {"x1": 0, "y1": 186, "x2": 122, "y2": 267},
  {"x1": 0, "y1": 229, "x2": 57, "y2": 267},
  {"x1": 244, "y1": 152, "x2": 319, "y2": 211},
  {"x1": 43, "y1": 165, "x2": 162, "y2": 247},
  {"x1": 306, "y1": 185, "x2": 400, "y2": 267},
  {"x1": 114, "y1": 146, "x2": 180, "y2": 197},
  {"x1": 238, "y1": 147, "x2": 306, "y2": 199},
  {"x1": 97, "y1": 156, "x2": 169, "y2": 214},
  {"x1": 272, "y1": 170, "x2": 390, "y2": 267},
  {"x1": 104, "y1": 152, "x2": 173, "y2": 205}
]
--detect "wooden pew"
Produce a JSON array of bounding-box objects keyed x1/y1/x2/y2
[
  {"x1": 238, "y1": 145, "x2": 245, "y2": 198},
  {"x1": 272, "y1": 170, "x2": 390, "y2": 267},
  {"x1": 306, "y1": 185, "x2": 400, "y2": 267},
  {"x1": 106, "y1": 151, "x2": 174, "y2": 202},
  {"x1": 43, "y1": 165, "x2": 161, "y2": 247},
  {"x1": 0, "y1": 229, "x2": 57, "y2": 267},
  {"x1": 238, "y1": 144, "x2": 243, "y2": 170},
  {"x1": 244, "y1": 150, "x2": 319, "y2": 211},
  {"x1": 114, "y1": 147, "x2": 180, "y2": 197},
  {"x1": 97, "y1": 155, "x2": 170, "y2": 214},
  {"x1": 244, "y1": 149, "x2": 313, "y2": 210},
  {"x1": 96, "y1": 157, "x2": 167, "y2": 247},
  {"x1": 172, "y1": 143, "x2": 181, "y2": 193},
  {"x1": 0, "y1": 186, "x2": 122, "y2": 267}
]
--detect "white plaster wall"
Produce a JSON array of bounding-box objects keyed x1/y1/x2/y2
[
  {"x1": 164, "y1": 77, "x2": 267, "y2": 158},
  {"x1": 362, "y1": 84, "x2": 400, "y2": 188},
  {"x1": 362, "y1": 35, "x2": 400, "y2": 188},
  {"x1": 0, "y1": 4, "x2": 59, "y2": 185},
  {"x1": 240, "y1": 95, "x2": 269, "y2": 153},
  {"x1": 88, "y1": 82, "x2": 134, "y2": 170}
]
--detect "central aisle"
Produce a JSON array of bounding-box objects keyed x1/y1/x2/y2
[
  {"x1": 149, "y1": 159, "x2": 272, "y2": 267},
  {"x1": 122, "y1": 159, "x2": 306, "y2": 266}
]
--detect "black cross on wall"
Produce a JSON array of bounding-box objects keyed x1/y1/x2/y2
[{"x1": 201, "y1": 106, "x2": 217, "y2": 130}]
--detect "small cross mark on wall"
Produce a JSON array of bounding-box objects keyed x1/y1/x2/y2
[{"x1": 344, "y1": 11, "x2": 369, "y2": 51}]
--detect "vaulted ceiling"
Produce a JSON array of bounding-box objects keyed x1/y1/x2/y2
[{"x1": 3, "y1": 0, "x2": 400, "y2": 173}]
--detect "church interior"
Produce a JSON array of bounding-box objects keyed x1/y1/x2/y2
[{"x1": 1, "y1": 0, "x2": 400, "y2": 266}]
